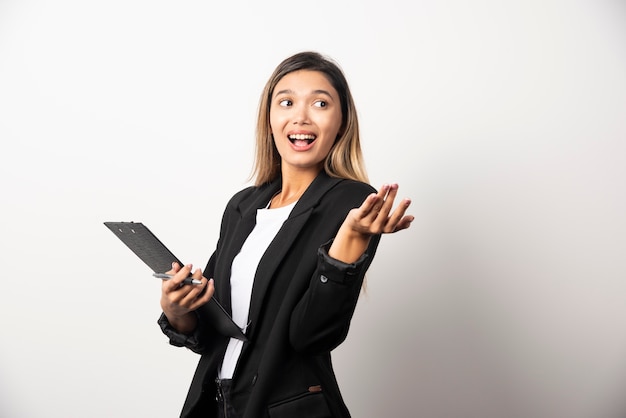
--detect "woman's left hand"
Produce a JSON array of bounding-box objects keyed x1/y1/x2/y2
[
  {"x1": 329, "y1": 183, "x2": 413, "y2": 263},
  {"x1": 345, "y1": 183, "x2": 414, "y2": 236}
]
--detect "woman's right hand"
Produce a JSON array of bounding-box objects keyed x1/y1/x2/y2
[{"x1": 160, "y1": 262, "x2": 214, "y2": 334}]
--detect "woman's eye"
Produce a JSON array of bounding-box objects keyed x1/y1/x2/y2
[
  {"x1": 279, "y1": 99, "x2": 292, "y2": 107},
  {"x1": 313, "y1": 100, "x2": 327, "y2": 108}
]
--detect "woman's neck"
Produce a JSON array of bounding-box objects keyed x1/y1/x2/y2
[{"x1": 270, "y1": 167, "x2": 321, "y2": 208}]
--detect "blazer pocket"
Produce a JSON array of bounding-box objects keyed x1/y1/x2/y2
[{"x1": 268, "y1": 389, "x2": 332, "y2": 418}]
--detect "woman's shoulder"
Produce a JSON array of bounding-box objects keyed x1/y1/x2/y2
[
  {"x1": 224, "y1": 181, "x2": 277, "y2": 210},
  {"x1": 330, "y1": 178, "x2": 376, "y2": 197},
  {"x1": 225, "y1": 184, "x2": 259, "y2": 207},
  {"x1": 321, "y1": 178, "x2": 376, "y2": 209},
  {"x1": 230, "y1": 184, "x2": 258, "y2": 200}
]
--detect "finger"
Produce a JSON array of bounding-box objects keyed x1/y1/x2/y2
[
  {"x1": 162, "y1": 264, "x2": 194, "y2": 293},
  {"x1": 181, "y1": 277, "x2": 214, "y2": 309},
  {"x1": 173, "y1": 264, "x2": 194, "y2": 286},
  {"x1": 366, "y1": 185, "x2": 398, "y2": 231},
  {"x1": 191, "y1": 267, "x2": 203, "y2": 280},
  {"x1": 385, "y1": 197, "x2": 411, "y2": 228},
  {"x1": 166, "y1": 262, "x2": 182, "y2": 275},
  {"x1": 393, "y1": 215, "x2": 415, "y2": 232},
  {"x1": 162, "y1": 281, "x2": 192, "y2": 305},
  {"x1": 194, "y1": 278, "x2": 215, "y2": 307},
  {"x1": 173, "y1": 267, "x2": 205, "y2": 300},
  {"x1": 362, "y1": 185, "x2": 391, "y2": 219},
  {"x1": 168, "y1": 277, "x2": 202, "y2": 307},
  {"x1": 354, "y1": 193, "x2": 380, "y2": 220},
  {"x1": 385, "y1": 201, "x2": 414, "y2": 233},
  {"x1": 377, "y1": 184, "x2": 399, "y2": 219}
]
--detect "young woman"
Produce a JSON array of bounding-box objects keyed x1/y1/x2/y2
[{"x1": 158, "y1": 51, "x2": 413, "y2": 418}]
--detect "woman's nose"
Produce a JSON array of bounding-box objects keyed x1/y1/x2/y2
[{"x1": 292, "y1": 105, "x2": 310, "y2": 125}]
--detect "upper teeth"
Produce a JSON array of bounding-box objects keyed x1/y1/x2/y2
[{"x1": 289, "y1": 134, "x2": 316, "y2": 140}]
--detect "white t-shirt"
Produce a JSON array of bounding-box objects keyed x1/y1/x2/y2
[{"x1": 218, "y1": 200, "x2": 296, "y2": 379}]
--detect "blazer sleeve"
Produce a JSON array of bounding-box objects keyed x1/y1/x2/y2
[
  {"x1": 156, "y1": 188, "x2": 251, "y2": 354},
  {"x1": 157, "y1": 311, "x2": 206, "y2": 354},
  {"x1": 156, "y1": 250, "x2": 220, "y2": 355},
  {"x1": 288, "y1": 182, "x2": 382, "y2": 354}
]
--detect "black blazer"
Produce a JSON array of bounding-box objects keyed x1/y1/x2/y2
[{"x1": 160, "y1": 172, "x2": 381, "y2": 418}]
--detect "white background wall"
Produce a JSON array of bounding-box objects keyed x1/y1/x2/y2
[{"x1": 1, "y1": 1, "x2": 625, "y2": 417}]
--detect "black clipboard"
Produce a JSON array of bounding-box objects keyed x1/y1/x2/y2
[{"x1": 104, "y1": 221, "x2": 247, "y2": 341}]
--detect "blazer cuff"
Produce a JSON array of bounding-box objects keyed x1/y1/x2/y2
[
  {"x1": 317, "y1": 239, "x2": 369, "y2": 283},
  {"x1": 158, "y1": 312, "x2": 202, "y2": 351}
]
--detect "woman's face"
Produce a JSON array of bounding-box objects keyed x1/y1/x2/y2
[{"x1": 270, "y1": 70, "x2": 343, "y2": 176}]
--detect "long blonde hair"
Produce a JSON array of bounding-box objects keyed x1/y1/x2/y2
[{"x1": 251, "y1": 51, "x2": 368, "y2": 186}]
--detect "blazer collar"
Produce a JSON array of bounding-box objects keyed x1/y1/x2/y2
[{"x1": 236, "y1": 170, "x2": 343, "y2": 218}]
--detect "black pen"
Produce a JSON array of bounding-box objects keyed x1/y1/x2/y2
[{"x1": 153, "y1": 273, "x2": 202, "y2": 285}]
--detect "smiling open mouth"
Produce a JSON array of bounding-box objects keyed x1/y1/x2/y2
[{"x1": 288, "y1": 134, "x2": 317, "y2": 146}]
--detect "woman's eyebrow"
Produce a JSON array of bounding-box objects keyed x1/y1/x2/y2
[
  {"x1": 274, "y1": 89, "x2": 293, "y2": 97},
  {"x1": 274, "y1": 89, "x2": 334, "y2": 98},
  {"x1": 311, "y1": 89, "x2": 333, "y2": 97}
]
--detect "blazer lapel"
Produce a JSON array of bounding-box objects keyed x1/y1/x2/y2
[
  {"x1": 214, "y1": 181, "x2": 281, "y2": 314},
  {"x1": 246, "y1": 172, "x2": 343, "y2": 336}
]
